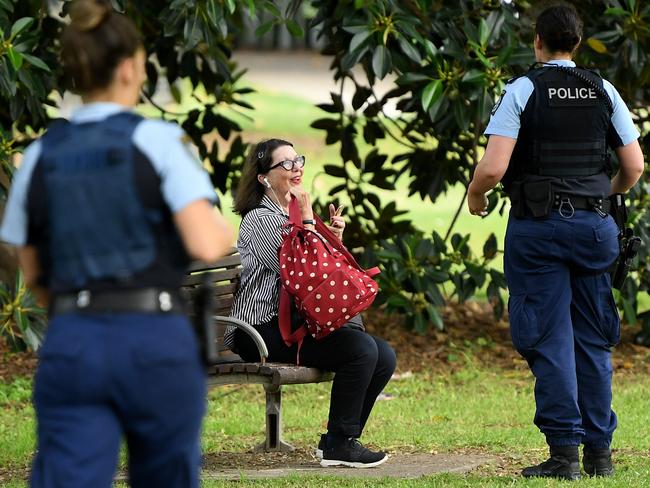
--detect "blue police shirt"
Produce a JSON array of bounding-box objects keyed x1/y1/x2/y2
[
  {"x1": 485, "y1": 59, "x2": 639, "y2": 145},
  {"x1": 0, "y1": 103, "x2": 217, "y2": 246}
]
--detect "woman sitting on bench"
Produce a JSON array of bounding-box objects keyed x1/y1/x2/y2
[{"x1": 227, "y1": 138, "x2": 396, "y2": 468}]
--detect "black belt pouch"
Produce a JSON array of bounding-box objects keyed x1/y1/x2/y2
[{"x1": 523, "y1": 180, "x2": 553, "y2": 218}]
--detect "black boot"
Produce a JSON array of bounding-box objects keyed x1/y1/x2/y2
[
  {"x1": 522, "y1": 446, "x2": 581, "y2": 480},
  {"x1": 583, "y1": 447, "x2": 614, "y2": 477}
]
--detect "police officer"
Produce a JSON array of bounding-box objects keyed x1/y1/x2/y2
[
  {"x1": 468, "y1": 4, "x2": 644, "y2": 480},
  {"x1": 0, "y1": 1, "x2": 233, "y2": 486}
]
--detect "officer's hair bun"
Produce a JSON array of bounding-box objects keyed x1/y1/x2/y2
[
  {"x1": 69, "y1": 0, "x2": 112, "y2": 32},
  {"x1": 60, "y1": 0, "x2": 141, "y2": 94},
  {"x1": 562, "y1": 31, "x2": 581, "y2": 46}
]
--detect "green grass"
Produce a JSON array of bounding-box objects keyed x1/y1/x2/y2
[{"x1": 3, "y1": 365, "x2": 650, "y2": 486}]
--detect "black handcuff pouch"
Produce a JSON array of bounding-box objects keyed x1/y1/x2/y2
[{"x1": 509, "y1": 180, "x2": 553, "y2": 218}]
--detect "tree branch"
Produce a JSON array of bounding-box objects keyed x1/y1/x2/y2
[{"x1": 443, "y1": 115, "x2": 483, "y2": 242}]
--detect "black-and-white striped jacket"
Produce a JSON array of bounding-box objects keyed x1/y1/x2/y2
[{"x1": 225, "y1": 195, "x2": 288, "y2": 348}]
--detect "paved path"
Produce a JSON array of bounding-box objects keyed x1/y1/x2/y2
[
  {"x1": 57, "y1": 50, "x2": 398, "y2": 117},
  {"x1": 200, "y1": 453, "x2": 495, "y2": 480},
  {"x1": 232, "y1": 50, "x2": 397, "y2": 110}
]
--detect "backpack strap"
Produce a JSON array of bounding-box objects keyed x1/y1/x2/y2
[
  {"x1": 287, "y1": 197, "x2": 380, "y2": 277},
  {"x1": 278, "y1": 287, "x2": 307, "y2": 364}
]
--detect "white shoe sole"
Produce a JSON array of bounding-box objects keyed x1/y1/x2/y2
[
  {"x1": 315, "y1": 448, "x2": 323, "y2": 460},
  {"x1": 320, "y1": 454, "x2": 388, "y2": 468}
]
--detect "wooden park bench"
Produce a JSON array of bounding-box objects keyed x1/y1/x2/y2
[{"x1": 182, "y1": 248, "x2": 334, "y2": 452}]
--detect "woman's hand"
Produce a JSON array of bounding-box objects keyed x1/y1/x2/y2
[
  {"x1": 287, "y1": 186, "x2": 314, "y2": 221},
  {"x1": 326, "y1": 203, "x2": 345, "y2": 240}
]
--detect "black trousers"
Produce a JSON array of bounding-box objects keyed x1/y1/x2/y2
[{"x1": 234, "y1": 317, "x2": 396, "y2": 438}]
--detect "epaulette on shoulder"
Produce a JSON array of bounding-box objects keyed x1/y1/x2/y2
[{"x1": 506, "y1": 73, "x2": 526, "y2": 85}]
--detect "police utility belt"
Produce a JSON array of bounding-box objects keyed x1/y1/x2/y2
[
  {"x1": 50, "y1": 287, "x2": 185, "y2": 316},
  {"x1": 510, "y1": 181, "x2": 610, "y2": 219}
]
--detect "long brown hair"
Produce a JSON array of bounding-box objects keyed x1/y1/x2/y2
[
  {"x1": 60, "y1": 0, "x2": 142, "y2": 93},
  {"x1": 233, "y1": 139, "x2": 293, "y2": 216}
]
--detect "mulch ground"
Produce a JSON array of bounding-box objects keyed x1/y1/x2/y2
[
  {"x1": 2, "y1": 302, "x2": 650, "y2": 382},
  {"x1": 363, "y1": 302, "x2": 650, "y2": 376}
]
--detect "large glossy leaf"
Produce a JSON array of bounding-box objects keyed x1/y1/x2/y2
[
  {"x1": 586, "y1": 37, "x2": 608, "y2": 54},
  {"x1": 0, "y1": 0, "x2": 14, "y2": 12},
  {"x1": 482, "y1": 233, "x2": 498, "y2": 260},
  {"x1": 372, "y1": 45, "x2": 391, "y2": 80},
  {"x1": 6, "y1": 46, "x2": 22, "y2": 70},
  {"x1": 10, "y1": 17, "x2": 33, "y2": 39},
  {"x1": 285, "y1": 19, "x2": 304, "y2": 38},
  {"x1": 21, "y1": 53, "x2": 50, "y2": 72},
  {"x1": 421, "y1": 79, "x2": 442, "y2": 112},
  {"x1": 396, "y1": 72, "x2": 431, "y2": 84},
  {"x1": 397, "y1": 35, "x2": 422, "y2": 64},
  {"x1": 478, "y1": 18, "x2": 489, "y2": 47},
  {"x1": 349, "y1": 30, "x2": 373, "y2": 53}
]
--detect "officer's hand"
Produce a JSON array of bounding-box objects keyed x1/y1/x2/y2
[{"x1": 468, "y1": 191, "x2": 489, "y2": 217}]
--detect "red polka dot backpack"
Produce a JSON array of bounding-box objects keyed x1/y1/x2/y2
[{"x1": 278, "y1": 198, "x2": 380, "y2": 361}]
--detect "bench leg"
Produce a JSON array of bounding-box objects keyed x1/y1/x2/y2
[{"x1": 253, "y1": 384, "x2": 294, "y2": 452}]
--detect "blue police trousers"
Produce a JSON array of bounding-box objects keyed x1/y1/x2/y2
[
  {"x1": 504, "y1": 209, "x2": 620, "y2": 449},
  {"x1": 31, "y1": 313, "x2": 206, "y2": 488}
]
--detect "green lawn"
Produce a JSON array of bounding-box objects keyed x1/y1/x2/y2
[{"x1": 2, "y1": 365, "x2": 650, "y2": 486}]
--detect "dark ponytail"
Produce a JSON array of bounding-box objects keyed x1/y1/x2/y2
[
  {"x1": 233, "y1": 139, "x2": 293, "y2": 216},
  {"x1": 535, "y1": 4, "x2": 583, "y2": 54},
  {"x1": 60, "y1": 0, "x2": 142, "y2": 93}
]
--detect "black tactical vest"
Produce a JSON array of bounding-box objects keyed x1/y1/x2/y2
[
  {"x1": 30, "y1": 113, "x2": 189, "y2": 292},
  {"x1": 502, "y1": 65, "x2": 613, "y2": 194}
]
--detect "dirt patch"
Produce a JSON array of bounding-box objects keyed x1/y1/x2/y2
[
  {"x1": 0, "y1": 340, "x2": 37, "y2": 383},
  {"x1": 0, "y1": 467, "x2": 29, "y2": 485},
  {"x1": 2, "y1": 302, "x2": 649, "y2": 382},
  {"x1": 363, "y1": 302, "x2": 650, "y2": 376}
]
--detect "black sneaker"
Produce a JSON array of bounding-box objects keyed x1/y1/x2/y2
[
  {"x1": 315, "y1": 433, "x2": 326, "y2": 460},
  {"x1": 320, "y1": 438, "x2": 388, "y2": 468},
  {"x1": 522, "y1": 446, "x2": 580, "y2": 480},
  {"x1": 583, "y1": 448, "x2": 614, "y2": 477}
]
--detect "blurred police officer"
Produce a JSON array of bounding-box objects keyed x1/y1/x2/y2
[
  {"x1": 468, "y1": 4, "x2": 644, "y2": 481},
  {"x1": 0, "y1": 1, "x2": 233, "y2": 486}
]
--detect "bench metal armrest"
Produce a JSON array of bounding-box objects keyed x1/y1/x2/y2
[{"x1": 214, "y1": 316, "x2": 269, "y2": 362}]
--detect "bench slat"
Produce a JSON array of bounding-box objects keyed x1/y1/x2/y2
[
  {"x1": 207, "y1": 369, "x2": 334, "y2": 388},
  {"x1": 184, "y1": 282, "x2": 238, "y2": 298},
  {"x1": 183, "y1": 267, "x2": 241, "y2": 286},
  {"x1": 186, "y1": 249, "x2": 238, "y2": 273},
  {"x1": 212, "y1": 282, "x2": 238, "y2": 297}
]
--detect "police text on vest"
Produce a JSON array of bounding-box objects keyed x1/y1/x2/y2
[{"x1": 548, "y1": 87, "x2": 597, "y2": 100}]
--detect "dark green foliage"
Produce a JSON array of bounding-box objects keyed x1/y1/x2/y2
[
  {"x1": 0, "y1": 271, "x2": 46, "y2": 351},
  {"x1": 1, "y1": 0, "x2": 650, "y2": 344},
  {"x1": 307, "y1": 0, "x2": 650, "y2": 335},
  {"x1": 370, "y1": 230, "x2": 505, "y2": 333},
  {"x1": 0, "y1": 0, "x2": 305, "y2": 348}
]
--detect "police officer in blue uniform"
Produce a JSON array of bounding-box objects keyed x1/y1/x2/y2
[
  {"x1": 468, "y1": 4, "x2": 644, "y2": 480},
  {"x1": 0, "y1": 1, "x2": 233, "y2": 486}
]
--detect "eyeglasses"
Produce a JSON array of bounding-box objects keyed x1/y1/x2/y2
[{"x1": 269, "y1": 155, "x2": 306, "y2": 171}]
